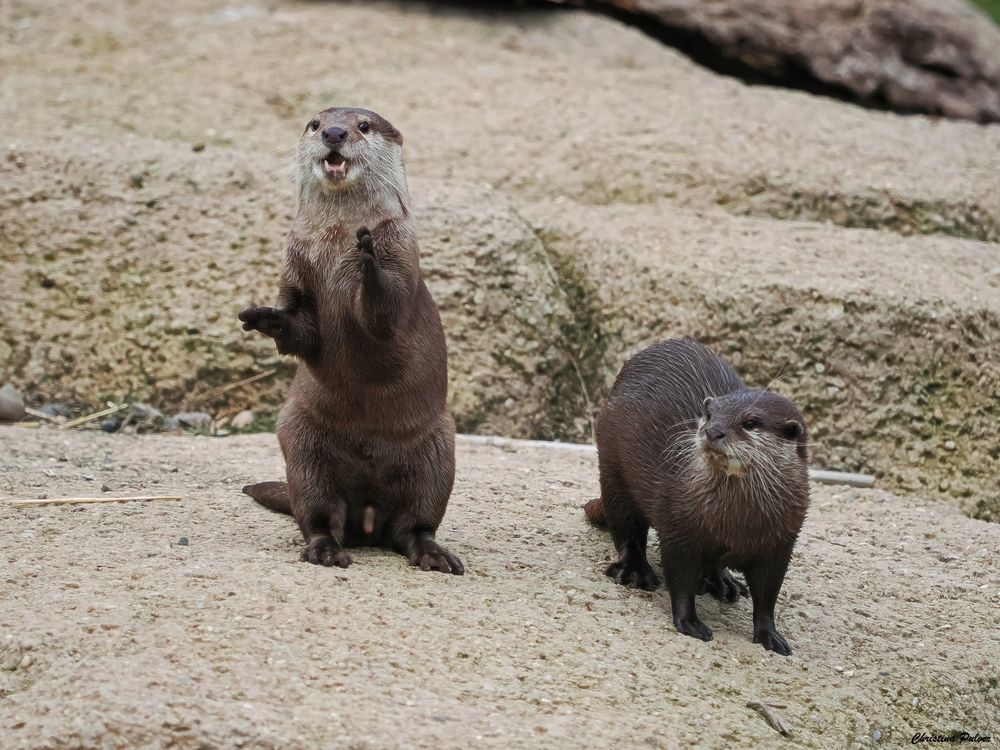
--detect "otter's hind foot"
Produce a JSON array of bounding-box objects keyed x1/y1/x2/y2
[
  {"x1": 407, "y1": 538, "x2": 464, "y2": 576},
  {"x1": 605, "y1": 548, "x2": 659, "y2": 591},
  {"x1": 300, "y1": 537, "x2": 352, "y2": 568}
]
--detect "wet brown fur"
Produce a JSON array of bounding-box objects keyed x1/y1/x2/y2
[
  {"x1": 240, "y1": 108, "x2": 462, "y2": 575},
  {"x1": 589, "y1": 338, "x2": 809, "y2": 654}
]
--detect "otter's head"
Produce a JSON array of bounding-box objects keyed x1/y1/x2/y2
[
  {"x1": 695, "y1": 390, "x2": 808, "y2": 478},
  {"x1": 295, "y1": 107, "x2": 407, "y2": 212}
]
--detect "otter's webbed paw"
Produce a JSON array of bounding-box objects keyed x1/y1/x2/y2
[
  {"x1": 701, "y1": 567, "x2": 750, "y2": 603},
  {"x1": 356, "y1": 226, "x2": 377, "y2": 268},
  {"x1": 239, "y1": 305, "x2": 289, "y2": 338},
  {"x1": 300, "y1": 537, "x2": 352, "y2": 568},
  {"x1": 753, "y1": 625, "x2": 792, "y2": 656},
  {"x1": 408, "y1": 538, "x2": 464, "y2": 575},
  {"x1": 671, "y1": 595, "x2": 713, "y2": 641},
  {"x1": 674, "y1": 614, "x2": 713, "y2": 642},
  {"x1": 238, "y1": 305, "x2": 311, "y2": 356}
]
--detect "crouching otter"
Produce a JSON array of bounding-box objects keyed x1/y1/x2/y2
[{"x1": 585, "y1": 338, "x2": 809, "y2": 653}]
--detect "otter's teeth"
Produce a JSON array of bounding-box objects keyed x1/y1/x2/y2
[{"x1": 323, "y1": 159, "x2": 348, "y2": 180}]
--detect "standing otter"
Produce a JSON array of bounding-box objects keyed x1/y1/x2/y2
[
  {"x1": 585, "y1": 338, "x2": 809, "y2": 654},
  {"x1": 239, "y1": 107, "x2": 463, "y2": 575}
]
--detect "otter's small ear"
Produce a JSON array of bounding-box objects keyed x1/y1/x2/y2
[
  {"x1": 702, "y1": 397, "x2": 714, "y2": 418},
  {"x1": 781, "y1": 420, "x2": 802, "y2": 441}
]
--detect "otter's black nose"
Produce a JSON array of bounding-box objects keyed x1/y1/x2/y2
[
  {"x1": 322, "y1": 126, "x2": 347, "y2": 147},
  {"x1": 707, "y1": 428, "x2": 727, "y2": 443}
]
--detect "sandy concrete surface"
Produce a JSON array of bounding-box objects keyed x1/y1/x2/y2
[{"x1": 1, "y1": 427, "x2": 997, "y2": 748}]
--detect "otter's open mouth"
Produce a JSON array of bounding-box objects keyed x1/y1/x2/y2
[{"x1": 322, "y1": 151, "x2": 348, "y2": 181}]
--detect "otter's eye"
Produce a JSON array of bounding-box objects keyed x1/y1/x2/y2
[
  {"x1": 358, "y1": 121, "x2": 370, "y2": 134},
  {"x1": 742, "y1": 419, "x2": 761, "y2": 430},
  {"x1": 308, "y1": 119, "x2": 320, "y2": 132},
  {"x1": 781, "y1": 421, "x2": 802, "y2": 441}
]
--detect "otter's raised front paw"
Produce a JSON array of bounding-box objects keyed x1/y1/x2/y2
[
  {"x1": 701, "y1": 567, "x2": 749, "y2": 603},
  {"x1": 238, "y1": 305, "x2": 288, "y2": 338},
  {"x1": 754, "y1": 626, "x2": 792, "y2": 656},
  {"x1": 605, "y1": 555, "x2": 659, "y2": 591},
  {"x1": 408, "y1": 539, "x2": 464, "y2": 575},
  {"x1": 300, "y1": 537, "x2": 352, "y2": 568},
  {"x1": 356, "y1": 226, "x2": 376, "y2": 266},
  {"x1": 674, "y1": 614, "x2": 713, "y2": 642}
]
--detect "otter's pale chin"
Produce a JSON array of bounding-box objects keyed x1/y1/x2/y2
[
  {"x1": 700, "y1": 440, "x2": 745, "y2": 476},
  {"x1": 723, "y1": 458, "x2": 746, "y2": 478}
]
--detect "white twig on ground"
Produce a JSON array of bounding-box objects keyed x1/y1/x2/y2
[
  {"x1": 60, "y1": 404, "x2": 128, "y2": 430},
  {"x1": 456, "y1": 434, "x2": 875, "y2": 487}
]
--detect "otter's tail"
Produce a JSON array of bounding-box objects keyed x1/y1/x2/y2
[
  {"x1": 582, "y1": 497, "x2": 607, "y2": 528},
  {"x1": 243, "y1": 481, "x2": 292, "y2": 514}
]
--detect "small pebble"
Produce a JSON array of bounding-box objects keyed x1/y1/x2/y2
[
  {"x1": 101, "y1": 484, "x2": 111, "y2": 493},
  {"x1": 38, "y1": 403, "x2": 71, "y2": 419},
  {"x1": 100, "y1": 418, "x2": 123, "y2": 433},
  {"x1": 872, "y1": 729, "x2": 882, "y2": 741},
  {"x1": 129, "y1": 403, "x2": 166, "y2": 432},
  {"x1": 192, "y1": 142, "x2": 205, "y2": 152},
  {"x1": 230, "y1": 410, "x2": 255, "y2": 430},
  {"x1": 175, "y1": 411, "x2": 212, "y2": 430},
  {"x1": 0, "y1": 383, "x2": 25, "y2": 422},
  {"x1": 178, "y1": 537, "x2": 189, "y2": 546}
]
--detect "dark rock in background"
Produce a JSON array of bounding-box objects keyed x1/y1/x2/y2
[{"x1": 545, "y1": 0, "x2": 1000, "y2": 122}]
